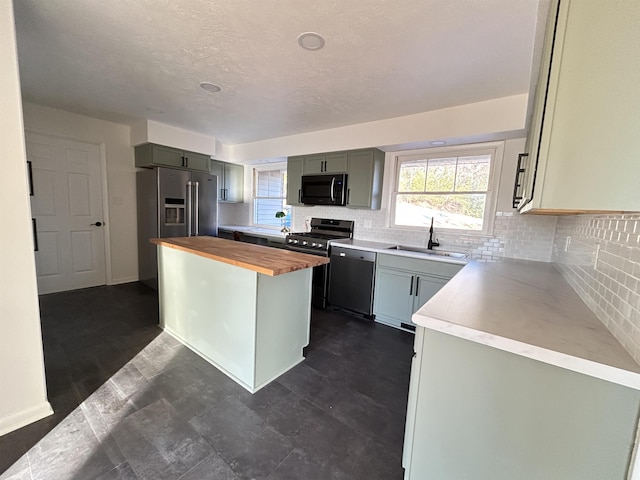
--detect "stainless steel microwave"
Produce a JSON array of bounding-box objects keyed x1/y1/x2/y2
[{"x1": 300, "y1": 173, "x2": 348, "y2": 206}]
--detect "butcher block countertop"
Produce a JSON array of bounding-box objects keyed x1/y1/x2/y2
[{"x1": 150, "y1": 236, "x2": 328, "y2": 276}]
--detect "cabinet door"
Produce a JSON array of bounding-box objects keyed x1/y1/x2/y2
[
  {"x1": 223, "y1": 163, "x2": 244, "y2": 203},
  {"x1": 373, "y1": 267, "x2": 414, "y2": 328},
  {"x1": 403, "y1": 326, "x2": 425, "y2": 475},
  {"x1": 286, "y1": 157, "x2": 304, "y2": 206},
  {"x1": 184, "y1": 151, "x2": 210, "y2": 172},
  {"x1": 135, "y1": 144, "x2": 185, "y2": 168},
  {"x1": 323, "y1": 152, "x2": 348, "y2": 173},
  {"x1": 347, "y1": 149, "x2": 374, "y2": 208},
  {"x1": 303, "y1": 154, "x2": 326, "y2": 174},
  {"x1": 413, "y1": 275, "x2": 447, "y2": 318},
  {"x1": 208, "y1": 160, "x2": 225, "y2": 201},
  {"x1": 152, "y1": 145, "x2": 185, "y2": 168},
  {"x1": 518, "y1": 0, "x2": 559, "y2": 210}
]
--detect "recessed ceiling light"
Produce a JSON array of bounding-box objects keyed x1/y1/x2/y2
[
  {"x1": 200, "y1": 82, "x2": 221, "y2": 93},
  {"x1": 297, "y1": 32, "x2": 325, "y2": 51},
  {"x1": 430, "y1": 140, "x2": 447, "y2": 146}
]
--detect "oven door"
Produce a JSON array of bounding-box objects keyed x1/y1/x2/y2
[{"x1": 285, "y1": 245, "x2": 329, "y2": 308}]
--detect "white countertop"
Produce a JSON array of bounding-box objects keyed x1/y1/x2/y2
[
  {"x1": 219, "y1": 225, "x2": 286, "y2": 240},
  {"x1": 413, "y1": 259, "x2": 640, "y2": 390},
  {"x1": 331, "y1": 238, "x2": 469, "y2": 265}
]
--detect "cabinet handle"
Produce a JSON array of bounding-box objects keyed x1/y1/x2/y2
[
  {"x1": 347, "y1": 188, "x2": 350, "y2": 205},
  {"x1": 409, "y1": 275, "x2": 414, "y2": 296},
  {"x1": 415, "y1": 276, "x2": 420, "y2": 297},
  {"x1": 512, "y1": 152, "x2": 528, "y2": 208},
  {"x1": 298, "y1": 189, "x2": 302, "y2": 204},
  {"x1": 32, "y1": 218, "x2": 38, "y2": 251},
  {"x1": 27, "y1": 161, "x2": 34, "y2": 196}
]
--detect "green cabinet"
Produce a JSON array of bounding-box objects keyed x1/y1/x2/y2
[
  {"x1": 346, "y1": 148, "x2": 385, "y2": 209},
  {"x1": 404, "y1": 328, "x2": 640, "y2": 479},
  {"x1": 517, "y1": 0, "x2": 640, "y2": 213},
  {"x1": 135, "y1": 143, "x2": 210, "y2": 172},
  {"x1": 303, "y1": 152, "x2": 347, "y2": 174},
  {"x1": 286, "y1": 156, "x2": 304, "y2": 206},
  {"x1": 285, "y1": 147, "x2": 384, "y2": 209},
  {"x1": 373, "y1": 254, "x2": 463, "y2": 332},
  {"x1": 209, "y1": 160, "x2": 244, "y2": 203}
]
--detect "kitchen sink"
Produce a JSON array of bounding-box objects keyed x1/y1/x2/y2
[{"x1": 387, "y1": 245, "x2": 468, "y2": 259}]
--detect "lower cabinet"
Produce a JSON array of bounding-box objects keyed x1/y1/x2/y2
[
  {"x1": 403, "y1": 328, "x2": 640, "y2": 479},
  {"x1": 373, "y1": 254, "x2": 463, "y2": 332}
]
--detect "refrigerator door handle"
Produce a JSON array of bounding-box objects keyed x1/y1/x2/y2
[
  {"x1": 186, "y1": 181, "x2": 193, "y2": 236},
  {"x1": 194, "y1": 181, "x2": 199, "y2": 236}
]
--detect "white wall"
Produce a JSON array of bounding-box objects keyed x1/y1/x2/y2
[
  {"x1": 130, "y1": 119, "x2": 217, "y2": 156},
  {"x1": 0, "y1": 0, "x2": 52, "y2": 436},
  {"x1": 229, "y1": 94, "x2": 528, "y2": 163},
  {"x1": 22, "y1": 103, "x2": 138, "y2": 284}
]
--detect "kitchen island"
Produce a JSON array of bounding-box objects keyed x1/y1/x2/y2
[
  {"x1": 150, "y1": 236, "x2": 328, "y2": 393},
  {"x1": 403, "y1": 259, "x2": 640, "y2": 480}
]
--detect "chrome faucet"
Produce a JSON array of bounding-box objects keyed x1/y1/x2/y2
[{"x1": 428, "y1": 217, "x2": 440, "y2": 250}]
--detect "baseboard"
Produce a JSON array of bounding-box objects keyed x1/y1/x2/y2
[
  {"x1": 0, "y1": 401, "x2": 53, "y2": 437},
  {"x1": 109, "y1": 276, "x2": 139, "y2": 286}
]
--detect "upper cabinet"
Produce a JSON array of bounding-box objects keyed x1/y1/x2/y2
[
  {"x1": 303, "y1": 152, "x2": 348, "y2": 174},
  {"x1": 286, "y1": 156, "x2": 304, "y2": 206},
  {"x1": 515, "y1": 0, "x2": 640, "y2": 214},
  {"x1": 135, "y1": 144, "x2": 209, "y2": 172},
  {"x1": 286, "y1": 148, "x2": 385, "y2": 210},
  {"x1": 346, "y1": 149, "x2": 385, "y2": 209},
  {"x1": 209, "y1": 160, "x2": 244, "y2": 203}
]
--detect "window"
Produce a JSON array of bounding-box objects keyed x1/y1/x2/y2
[
  {"x1": 253, "y1": 166, "x2": 291, "y2": 228},
  {"x1": 392, "y1": 143, "x2": 502, "y2": 233}
]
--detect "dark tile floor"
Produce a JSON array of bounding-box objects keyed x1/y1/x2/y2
[{"x1": 0, "y1": 283, "x2": 414, "y2": 480}]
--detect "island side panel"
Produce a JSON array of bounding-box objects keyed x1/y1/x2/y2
[
  {"x1": 157, "y1": 245, "x2": 258, "y2": 391},
  {"x1": 254, "y1": 268, "x2": 313, "y2": 390},
  {"x1": 408, "y1": 329, "x2": 640, "y2": 480}
]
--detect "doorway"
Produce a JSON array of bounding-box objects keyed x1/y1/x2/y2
[{"x1": 26, "y1": 132, "x2": 107, "y2": 294}]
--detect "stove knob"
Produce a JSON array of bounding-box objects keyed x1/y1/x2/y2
[
  {"x1": 317, "y1": 243, "x2": 324, "y2": 248},
  {"x1": 293, "y1": 239, "x2": 299, "y2": 244},
  {"x1": 311, "y1": 242, "x2": 317, "y2": 247},
  {"x1": 302, "y1": 241, "x2": 308, "y2": 246}
]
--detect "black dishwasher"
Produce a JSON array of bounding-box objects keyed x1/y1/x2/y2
[{"x1": 328, "y1": 245, "x2": 376, "y2": 318}]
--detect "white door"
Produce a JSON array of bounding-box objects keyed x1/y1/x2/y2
[{"x1": 26, "y1": 133, "x2": 106, "y2": 294}]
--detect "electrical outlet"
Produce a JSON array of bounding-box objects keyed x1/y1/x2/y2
[{"x1": 564, "y1": 236, "x2": 571, "y2": 252}]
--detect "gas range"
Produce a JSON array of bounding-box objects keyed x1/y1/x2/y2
[
  {"x1": 285, "y1": 218, "x2": 354, "y2": 256},
  {"x1": 285, "y1": 218, "x2": 354, "y2": 309}
]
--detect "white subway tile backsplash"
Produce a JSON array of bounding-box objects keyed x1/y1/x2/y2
[{"x1": 553, "y1": 214, "x2": 640, "y2": 365}]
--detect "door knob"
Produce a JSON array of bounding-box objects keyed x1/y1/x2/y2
[{"x1": 90, "y1": 221, "x2": 103, "y2": 227}]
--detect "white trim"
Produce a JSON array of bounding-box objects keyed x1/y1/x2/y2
[
  {"x1": 0, "y1": 401, "x2": 53, "y2": 437},
  {"x1": 387, "y1": 141, "x2": 505, "y2": 236},
  {"x1": 25, "y1": 129, "x2": 112, "y2": 286},
  {"x1": 251, "y1": 164, "x2": 289, "y2": 228},
  {"x1": 99, "y1": 142, "x2": 113, "y2": 285},
  {"x1": 109, "y1": 275, "x2": 139, "y2": 285}
]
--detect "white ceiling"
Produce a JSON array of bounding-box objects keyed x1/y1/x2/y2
[{"x1": 14, "y1": 0, "x2": 545, "y2": 146}]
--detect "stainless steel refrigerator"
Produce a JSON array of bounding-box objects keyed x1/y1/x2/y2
[{"x1": 137, "y1": 167, "x2": 218, "y2": 289}]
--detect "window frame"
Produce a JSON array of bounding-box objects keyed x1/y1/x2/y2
[
  {"x1": 251, "y1": 162, "x2": 290, "y2": 229},
  {"x1": 389, "y1": 142, "x2": 504, "y2": 235}
]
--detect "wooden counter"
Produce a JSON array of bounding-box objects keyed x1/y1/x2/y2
[
  {"x1": 152, "y1": 236, "x2": 320, "y2": 393},
  {"x1": 150, "y1": 236, "x2": 328, "y2": 276}
]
